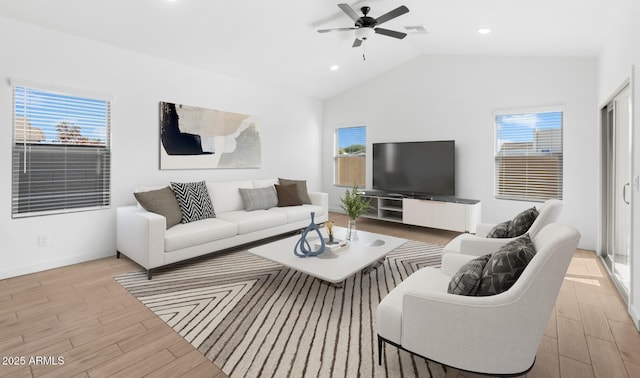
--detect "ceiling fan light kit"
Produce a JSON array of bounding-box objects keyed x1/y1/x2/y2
[
  {"x1": 355, "y1": 27, "x2": 373, "y2": 41},
  {"x1": 317, "y1": 3, "x2": 410, "y2": 50}
]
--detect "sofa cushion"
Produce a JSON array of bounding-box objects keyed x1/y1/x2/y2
[
  {"x1": 239, "y1": 186, "x2": 278, "y2": 211},
  {"x1": 278, "y1": 178, "x2": 311, "y2": 204},
  {"x1": 134, "y1": 186, "x2": 182, "y2": 228},
  {"x1": 477, "y1": 234, "x2": 537, "y2": 296},
  {"x1": 170, "y1": 181, "x2": 216, "y2": 223},
  {"x1": 206, "y1": 180, "x2": 253, "y2": 214},
  {"x1": 269, "y1": 204, "x2": 324, "y2": 223},
  {"x1": 164, "y1": 218, "x2": 238, "y2": 252},
  {"x1": 507, "y1": 207, "x2": 539, "y2": 237},
  {"x1": 275, "y1": 184, "x2": 303, "y2": 207},
  {"x1": 447, "y1": 254, "x2": 492, "y2": 296},
  {"x1": 486, "y1": 220, "x2": 511, "y2": 238},
  {"x1": 217, "y1": 210, "x2": 287, "y2": 235},
  {"x1": 377, "y1": 266, "x2": 451, "y2": 345}
]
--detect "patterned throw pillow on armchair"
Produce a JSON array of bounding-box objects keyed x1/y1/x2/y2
[
  {"x1": 486, "y1": 220, "x2": 511, "y2": 238},
  {"x1": 486, "y1": 207, "x2": 539, "y2": 238},
  {"x1": 507, "y1": 207, "x2": 539, "y2": 237}
]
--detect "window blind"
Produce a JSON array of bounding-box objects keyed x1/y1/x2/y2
[
  {"x1": 335, "y1": 126, "x2": 366, "y2": 187},
  {"x1": 494, "y1": 111, "x2": 563, "y2": 201},
  {"x1": 12, "y1": 85, "x2": 111, "y2": 217}
]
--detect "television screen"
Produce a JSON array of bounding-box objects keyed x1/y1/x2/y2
[{"x1": 372, "y1": 140, "x2": 455, "y2": 196}]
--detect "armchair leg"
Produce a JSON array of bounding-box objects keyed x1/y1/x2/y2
[
  {"x1": 116, "y1": 251, "x2": 120, "y2": 259},
  {"x1": 378, "y1": 334, "x2": 383, "y2": 365}
]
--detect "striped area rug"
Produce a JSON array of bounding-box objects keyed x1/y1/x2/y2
[{"x1": 116, "y1": 240, "x2": 446, "y2": 377}]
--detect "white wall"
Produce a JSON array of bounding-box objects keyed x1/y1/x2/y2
[
  {"x1": 323, "y1": 55, "x2": 598, "y2": 249},
  {"x1": 597, "y1": 0, "x2": 640, "y2": 327},
  {"x1": 0, "y1": 17, "x2": 323, "y2": 279}
]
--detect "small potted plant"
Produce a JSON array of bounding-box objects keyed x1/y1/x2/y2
[{"x1": 339, "y1": 185, "x2": 372, "y2": 240}]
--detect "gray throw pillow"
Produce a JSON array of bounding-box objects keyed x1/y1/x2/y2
[
  {"x1": 275, "y1": 183, "x2": 303, "y2": 207},
  {"x1": 170, "y1": 181, "x2": 216, "y2": 223},
  {"x1": 486, "y1": 220, "x2": 511, "y2": 238},
  {"x1": 239, "y1": 186, "x2": 278, "y2": 211},
  {"x1": 507, "y1": 207, "x2": 539, "y2": 237},
  {"x1": 278, "y1": 178, "x2": 311, "y2": 204},
  {"x1": 448, "y1": 254, "x2": 492, "y2": 296},
  {"x1": 134, "y1": 186, "x2": 182, "y2": 229},
  {"x1": 476, "y1": 234, "x2": 537, "y2": 296}
]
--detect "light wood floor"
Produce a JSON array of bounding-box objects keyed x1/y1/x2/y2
[{"x1": 0, "y1": 212, "x2": 638, "y2": 377}]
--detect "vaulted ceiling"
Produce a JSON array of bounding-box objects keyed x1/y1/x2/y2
[{"x1": 0, "y1": 0, "x2": 627, "y2": 99}]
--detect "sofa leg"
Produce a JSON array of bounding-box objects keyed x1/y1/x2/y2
[
  {"x1": 378, "y1": 334, "x2": 383, "y2": 365},
  {"x1": 147, "y1": 270, "x2": 152, "y2": 280},
  {"x1": 116, "y1": 251, "x2": 121, "y2": 259}
]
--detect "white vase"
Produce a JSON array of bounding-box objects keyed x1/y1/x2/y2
[{"x1": 346, "y1": 218, "x2": 358, "y2": 241}]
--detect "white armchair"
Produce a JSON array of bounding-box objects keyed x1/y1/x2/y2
[
  {"x1": 442, "y1": 199, "x2": 563, "y2": 256},
  {"x1": 376, "y1": 223, "x2": 580, "y2": 376}
]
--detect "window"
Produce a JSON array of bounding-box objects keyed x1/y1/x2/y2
[
  {"x1": 335, "y1": 126, "x2": 366, "y2": 187},
  {"x1": 495, "y1": 109, "x2": 563, "y2": 201},
  {"x1": 12, "y1": 83, "x2": 111, "y2": 217}
]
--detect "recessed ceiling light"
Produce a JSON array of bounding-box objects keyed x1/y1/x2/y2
[
  {"x1": 477, "y1": 28, "x2": 491, "y2": 35},
  {"x1": 330, "y1": 65, "x2": 339, "y2": 71}
]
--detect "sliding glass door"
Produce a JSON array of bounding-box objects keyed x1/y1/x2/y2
[{"x1": 601, "y1": 84, "x2": 632, "y2": 298}]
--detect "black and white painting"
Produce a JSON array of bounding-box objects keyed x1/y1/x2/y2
[{"x1": 160, "y1": 101, "x2": 261, "y2": 169}]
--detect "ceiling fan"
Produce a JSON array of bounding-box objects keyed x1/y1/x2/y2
[{"x1": 317, "y1": 4, "x2": 410, "y2": 47}]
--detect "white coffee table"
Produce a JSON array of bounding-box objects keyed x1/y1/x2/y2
[{"x1": 248, "y1": 226, "x2": 406, "y2": 286}]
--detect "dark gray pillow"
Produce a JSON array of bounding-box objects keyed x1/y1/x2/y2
[
  {"x1": 170, "y1": 181, "x2": 216, "y2": 223},
  {"x1": 486, "y1": 220, "x2": 511, "y2": 238},
  {"x1": 448, "y1": 254, "x2": 492, "y2": 296},
  {"x1": 134, "y1": 186, "x2": 182, "y2": 229},
  {"x1": 477, "y1": 234, "x2": 537, "y2": 296},
  {"x1": 239, "y1": 186, "x2": 278, "y2": 211},
  {"x1": 278, "y1": 178, "x2": 311, "y2": 204},
  {"x1": 275, "y1": 183, "x2": 303, "y2": 207},
  {"x1": 507, "y1": 207, "x2": 539, "y2": 237}
]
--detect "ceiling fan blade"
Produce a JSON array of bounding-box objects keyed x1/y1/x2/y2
[
  {"x1": 375, "y1": 5, "x2": 409, "y2": 26},
  {"x1": 311, "y1": 0, "x2": 376, "y2": 28},
  {"x1": 317, "y1": 27, "x2": 356, "y2": 33},
  {"x1": 352, "y1": 38, "x2": 363, "y2": 48},
  {"x1": 374, "y1": 28, "x2": 407, "y2": 39},
  {"x1": 338, "y1": 3, "x2": 360, "y2": 22}
]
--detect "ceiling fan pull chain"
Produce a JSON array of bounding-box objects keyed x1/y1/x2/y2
[{"x1": 362, "y1": 43, "x2": 366, "y2": 61}]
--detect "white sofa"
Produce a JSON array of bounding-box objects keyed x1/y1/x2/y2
[{"x1": 116, "y1": 178, "x2": 328, "y2": 279}]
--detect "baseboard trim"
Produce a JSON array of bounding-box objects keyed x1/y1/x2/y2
[
  {"x1": 0, "y1": 250, "x2": 114, "y2": 280},
  {"x1": 629, "y1": 304, "x2": 640, "y2": 331}
]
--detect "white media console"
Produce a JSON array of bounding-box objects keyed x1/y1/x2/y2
[{"x1": 361, "y1": 193, "x2": 481, "y2": 233}]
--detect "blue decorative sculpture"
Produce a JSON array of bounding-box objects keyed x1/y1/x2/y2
[{"x1": 294, "y1": 212, "x2": 326, "y2": 257}]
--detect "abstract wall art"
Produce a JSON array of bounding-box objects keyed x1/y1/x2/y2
[{"x1": 159, "y1": 101, "x2": 261, "y2": 169}]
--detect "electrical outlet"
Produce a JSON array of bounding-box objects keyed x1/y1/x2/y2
[{"x1": 38, "y1": 234, "x2": 48, "y2": 247}]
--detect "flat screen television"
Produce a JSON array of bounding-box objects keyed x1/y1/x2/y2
[{"x1": 372, "y1": 140, "x2": 455, "y2": 197}]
